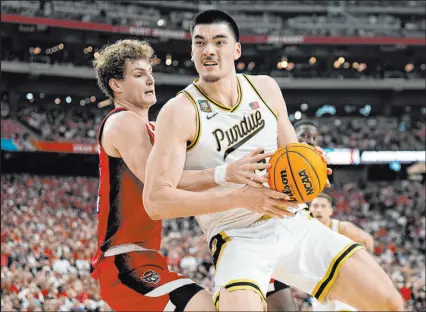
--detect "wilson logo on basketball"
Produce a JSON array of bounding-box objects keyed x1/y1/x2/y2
[
  {"x1": 298, "y1": 169, "x2": 314, "y2": 195},
  {"x1": 280, "y1": 169, "x2": 297, "y2": 202}
]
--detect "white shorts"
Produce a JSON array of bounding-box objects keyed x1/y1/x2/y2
[
  {"x1": 311, "y1": 298, "x2": 357, "y2": 311},
  {"x1": 209, "y1": 209, "x2": 364, "y2": 309}
]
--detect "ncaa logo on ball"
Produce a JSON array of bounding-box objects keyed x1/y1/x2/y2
[{"x1": 298, "y1": 169, "x2": 314, "y2": 195}]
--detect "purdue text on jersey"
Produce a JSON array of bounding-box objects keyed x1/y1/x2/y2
[{"x1": 212, "y1": 110, "x2": 265, "y2": 160}]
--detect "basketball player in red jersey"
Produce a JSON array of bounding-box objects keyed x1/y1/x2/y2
[
  {"x1": 90, "y1": 39, "x2": 216, "y2": 311},
  {"x1": 91, "y1": 39, "x2": 289, "y2": 311}
]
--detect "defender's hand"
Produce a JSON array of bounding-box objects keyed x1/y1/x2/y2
[{"x1": 312, "y1": 145, "x2": 333, "y2": 188}]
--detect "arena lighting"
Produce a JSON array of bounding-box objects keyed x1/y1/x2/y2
[
  {"x1": 294, "y1": 111, "x2": 302, "y2": 120},
  {"x1": 358, "y1": 63, "x2": 367, "y2": 72},
  {"x1": 152, "y1": 57, "x2": 161, "y2": 65},
  {"x1": 360, "y1": 105, "x2": 371, "y2": 116},
  {"x1": 361, "y1": 151, "x2": 425, "y2": 164},
  {"x1": 165, "y1": 54, "x2": 172, "y2": 66},
  {"x1": 405, "y1": 63, "x2": 414, "y2": 72},
  {"x1": 309, "y1": 57, "x2": 316, "y2": 65},
  {"x1": 98, "y1": 99, "x2": 112, "y2": 108},
  {"x1": 54, "y1": 98, "x2": 61, "y2": 105},
  {"x1": 237, "y1": 62, "x2": 245, "y2": 70},
  {"x1": 66, "y1": 96, "x2": 72, "y2": 104},
  {"x1": 26, "y1": 93, "x2": 33, "y2": 100}
]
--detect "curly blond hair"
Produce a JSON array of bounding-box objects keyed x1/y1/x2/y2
[{"x1": 93, "y1": 39, "x2": 154, "y2": 100}]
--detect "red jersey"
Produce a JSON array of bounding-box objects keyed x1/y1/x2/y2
[{"x1": 91, "y1": 107, "x2": 162, "y2": 277}]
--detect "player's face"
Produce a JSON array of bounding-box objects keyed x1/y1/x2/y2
[
  {"x1": 309, "y1": 197, "x2": 333, "y2": 224},
  {"x1": 113, "y1": 59, "x2": 156, "y2": 107},
  {"x1": 296, "y1": 125, "x2": 319, "y2": 146},
  {"x1": 191, "y1": 23, "x2": 241, "y2": 83}
]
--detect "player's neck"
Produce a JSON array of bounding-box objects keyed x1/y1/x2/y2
[
  {"x1": 197, "y1": 73, "x2": 239, "y2": 109},
  {"x1": 114, "y1": 100, "x2": 149, "y2": 122}
]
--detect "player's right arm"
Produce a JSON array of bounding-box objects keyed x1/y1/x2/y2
[{"x1": 143, "y1": 95, "x2": 297, "y2": 220}]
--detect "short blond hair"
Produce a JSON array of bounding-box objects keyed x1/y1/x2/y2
[{"x1": 93, "y1": 39, "x2": 154, "y2": 100}]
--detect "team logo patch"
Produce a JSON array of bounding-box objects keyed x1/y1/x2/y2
[
  {"x1": 249, "y1": 101, "x2": 260, "y2": 110},
  {"x1": 141, "y1": 270, "x2": 160, "y2": 284},
  {"x1": 198, "y1": 100, "x2": 212, "y2": 113}
]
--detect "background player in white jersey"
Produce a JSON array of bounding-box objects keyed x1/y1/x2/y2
[
  {"x1": 144, "y1": 9, "x2": 404, "y2": 311},
  {"x1": 309, "y1": 193, "x2": 375, "y2": 311}
]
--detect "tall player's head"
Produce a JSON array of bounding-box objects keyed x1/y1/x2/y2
[
  {"x1": 294, "y1": 119, "x2": 320, "y2": 146},
  {"x1": 190, "y1": 10, "x2": 241, "y2": 83},
  {"x1": 309, "y1": 193, "x2": 333, "y2": 225},
  {"x1": 93, "y1": 39, "x2": 156, "y2": 108}
]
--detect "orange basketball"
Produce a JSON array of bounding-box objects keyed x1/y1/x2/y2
[{"x1": 268, "y1": 143, "x2": 328, "y2": 204}]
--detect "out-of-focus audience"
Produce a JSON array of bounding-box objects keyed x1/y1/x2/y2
[
  {"x1": 1, "y1": 0, "x2": 424, "y2": 37},
  {"x1": 3, "y1": 103, "x2": 425, "y2": 151},
  {"x1": 1, "y1": 174, "x2": 425, "y2": 311}
]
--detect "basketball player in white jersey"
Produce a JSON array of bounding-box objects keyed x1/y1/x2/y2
[
  {"x1": 144, "y1": 9, "x2": 404, "y2": 311},
  {"x1": 309, "y1": 193, "x2": 375, "y2": 311}
]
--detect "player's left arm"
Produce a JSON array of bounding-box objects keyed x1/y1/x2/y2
[{"x1": 339, "y1": 221, "x2": 375, "y2": 253}]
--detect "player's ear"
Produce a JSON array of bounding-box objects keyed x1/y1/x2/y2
[
  {"x1": 234, "y1": 42, "x2": 241, "y2": 61},
  {"x1": 109, "y1": 78, "x2": 122, "y2": 94}
]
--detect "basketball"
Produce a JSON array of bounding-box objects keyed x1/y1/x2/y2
[{"x1": 268, "y1": 143, "x2": 328, "y2": 203}]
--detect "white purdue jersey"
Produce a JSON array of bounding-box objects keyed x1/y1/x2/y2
[
  {"x1": 329, "y1": 218, "x2": 341, "y2": 233},
  {"x1": 180, "y1": 74, "x2": 278, "y2": 239}
]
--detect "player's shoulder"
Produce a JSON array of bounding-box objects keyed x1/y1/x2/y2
[
  {"x1": 244, "y1": 74, "x2": 278, "y2": 86},
  {"x1": 159, "y1": 91, "x2": 197, "y2": 120},
  {"x1": 103, "y1": 109, "x2": 142, "y2": 133}
]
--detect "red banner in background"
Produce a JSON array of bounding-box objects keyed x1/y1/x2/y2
[
  {"x1": 2, "y1": 14, "x2": 425, "y2": 46},
  {"x1": 31, "y1": 141, "x2": 98, "y2": 154}
]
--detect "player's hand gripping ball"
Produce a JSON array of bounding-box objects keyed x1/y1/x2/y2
[{"x1": 268, "y1": 143, "x2": 328, "y2": 203}]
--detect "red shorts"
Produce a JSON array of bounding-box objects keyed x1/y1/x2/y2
[{"x1": 97, "y1": 251, "x2": 203, "y2": 311}]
